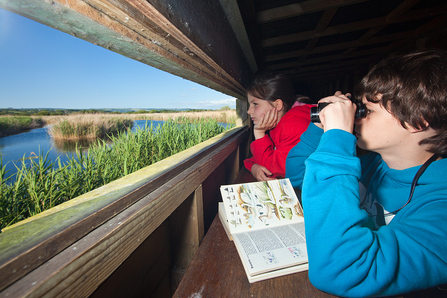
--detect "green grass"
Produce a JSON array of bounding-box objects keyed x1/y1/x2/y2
[
  {"x1": 0, "y1": 118, "x2": 234, "y2": 230},
  {"x1": 0, "y1": 116, "x2": 44, "y2": 137}
]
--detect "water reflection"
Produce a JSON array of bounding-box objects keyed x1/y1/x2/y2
[{"x1": 0, "y1": 120, "x2": 163, "y2": 177}]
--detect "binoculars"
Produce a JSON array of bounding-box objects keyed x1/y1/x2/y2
[{"x1": 310, "y1": 102, "x2": 367, "y2": 123}]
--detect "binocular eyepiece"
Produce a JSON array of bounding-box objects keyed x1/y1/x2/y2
[{"x1": 310, "y1": 102, "x2": 367, "y2": 123}]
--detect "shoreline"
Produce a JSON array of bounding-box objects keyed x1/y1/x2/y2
[
  {"x1": 0, "y1": 118, "x2": 46, "y2": 138},
  {"x1": 0, "y1": 110, "x2": 237, "y2": 138}
]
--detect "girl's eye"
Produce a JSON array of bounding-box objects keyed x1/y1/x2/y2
[{"x1": 366, "y1": 109, "x2": 373, "y2": 115}]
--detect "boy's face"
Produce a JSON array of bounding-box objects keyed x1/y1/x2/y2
[
  {"x1": 354, "y1": 96, "x2": 411, "y2": 155},
  {"x1": 247, "y1": 94, "x2": 275, "y2": 125}
]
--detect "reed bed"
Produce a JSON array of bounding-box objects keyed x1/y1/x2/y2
[
  {"x1": 38, "y1": 110, "x2": 237, "y2": 126},
  {"x1": 137, "y1": 110, "x2": 237, "y2": 124},
  {"x1": 0, "y1": 118, "x2": 234, "y2": 230},
  {"x1": 49, "y1": 115, "x2": 134, "y2": 139},
  {"x1": 0, "y1": 116, "x2": 45, "y2": 137}
]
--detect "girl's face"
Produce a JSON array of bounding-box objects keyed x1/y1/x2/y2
[{"x1": 247, "y1": 94, "x2": 275, "y2": 125}]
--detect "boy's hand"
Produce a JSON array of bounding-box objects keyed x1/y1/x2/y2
[
  {"x1": 317, "y1": 91, "x2": 357, "y2": 133},
  {"x1": 253, "y1": 109, "x2": 278, "y2": 139},
  {"x1": 251, "y1": 164, "x2": 274, "y2": 181}
]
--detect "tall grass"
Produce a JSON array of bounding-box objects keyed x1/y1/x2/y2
[
  {"x1": 49, "y1": 115, "x2": 133, "y2": 139},
  {"x1": 138, "y1": 110, "x2": 237, "y2": 124},
  {"x1": 39, "y1": 110, "x2": 238, "y2": 125},
  {"x1": 0, "y1": 118, "x2": 234, "y2": 230},
  {"x1": 0, "y1": 116, "x2": 44, "y2": 137}
]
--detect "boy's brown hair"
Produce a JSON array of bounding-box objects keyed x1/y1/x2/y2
[{"x1": 355, "y1": 49, "x2": 447, "y2": 155}]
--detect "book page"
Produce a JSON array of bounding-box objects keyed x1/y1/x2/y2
[
  {"x1": 220, "y1": 179, "x2": 303, "y2": 234},
  {"x1": 232, "y1": 222, "x2": 308, "y2": 276}
]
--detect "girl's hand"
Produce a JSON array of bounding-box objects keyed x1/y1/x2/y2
[
  {"x1": 317, "y1": 91, "x2": 357, "y2": 133},
  {"x1": 253, "y1": 109, "x2": 279, "y2": 139},
  {"x1": 251, "y1": 164, "x2": 274, "y2": 181}
]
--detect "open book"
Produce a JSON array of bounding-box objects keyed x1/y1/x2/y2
[{"x1": 219, "y1": 178, "x2": 308, "y2": 283}]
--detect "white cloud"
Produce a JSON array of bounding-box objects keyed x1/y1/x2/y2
[
  {"x1": 196, "y1": 97, "x2": 236, "y2": 108},
  {"x1": 177, "y1": 97, "x2": 237, "y2": 110}
]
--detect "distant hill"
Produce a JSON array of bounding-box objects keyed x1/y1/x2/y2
[{"x1": 0, "y1": 108, "x2": 216, "y2": 116}]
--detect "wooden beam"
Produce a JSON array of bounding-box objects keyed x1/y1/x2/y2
[
  {"x1": 297, "y1": 8, "x2": 338, "y2": 64},
  {"x1": 257, "y1": 0, "x2": 369, "y2": 23},
  {"x1": 170, "y1": 184, "x2": 205, "y2": 270},
  {"x1": 219, "y1": 0, "x2": 258, "y2": 73},
  {"x1": 261, "y1": 4, "x2": 447, "y2": 47},
  {"x1": 266, "y1": 14, "x2": 447, "y2": 74},
  {"x1": 341, "y1": 0, "x2": 421, "y2": 57},
  {"x1": 235, "y1": 0, "x2": 263, "y2": 71}
]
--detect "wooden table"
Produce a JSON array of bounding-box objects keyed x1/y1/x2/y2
[{"x1": 172, "y1": 211, "x2": 336, "y2": 298}]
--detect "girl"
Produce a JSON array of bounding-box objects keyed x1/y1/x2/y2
[{"x1": 244, "y1": 72, "x2": 314, "y2": 181}]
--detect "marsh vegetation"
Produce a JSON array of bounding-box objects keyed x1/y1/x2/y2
[
  {"x1": 0, "y1": 115, "x2": 236, "y2": 230},
  {"x1": 0, "y1": 110, "x2": 237, "y2": 138},
  {"x1": 0, "y1": 116, "x2": 45, "y2": 138},
  {"x1": 49, "y1": 115, "x2": 134, "y2": 140}
]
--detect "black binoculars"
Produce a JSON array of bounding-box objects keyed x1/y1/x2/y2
[{"x1": 310, "y1": 102, "x2": 367, "y2": 123}]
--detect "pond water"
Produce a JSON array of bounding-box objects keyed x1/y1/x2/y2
[{"x1": 0, "y1": 120, "x2": 164, "y2": 178}]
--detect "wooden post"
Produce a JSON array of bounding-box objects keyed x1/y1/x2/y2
[{"x1": 169, "y1": 185, "x2": 205, "y2": 291}]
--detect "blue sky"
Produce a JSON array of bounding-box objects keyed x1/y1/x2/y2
[{"x1": 0, "y1": 8, "x2": 236, "y2": 110}]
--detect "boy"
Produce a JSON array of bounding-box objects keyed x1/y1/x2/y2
[{"x1": 286, "y1": 50, "x2": 447, "y2": 297}]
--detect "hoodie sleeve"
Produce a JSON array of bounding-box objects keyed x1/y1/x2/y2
[{"x1": 286, "y1": 123, "x2": 324, "y2": 189}]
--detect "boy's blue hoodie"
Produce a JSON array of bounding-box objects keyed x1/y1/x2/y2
[{"x1": 286, "y1": 123, "x2": 447, "y2": 297}]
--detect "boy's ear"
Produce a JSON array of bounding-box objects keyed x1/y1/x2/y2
[
  {"x1": 406, "y1": 119, "x2": 429, "y2": 133},
  {"x1": 274, "y1": 99, "x2": 284, "y2": 111}
]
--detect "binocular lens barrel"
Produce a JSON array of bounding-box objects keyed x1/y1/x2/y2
[{"x1": 310, "y1": 102, "x2": 366, "y2": 123}]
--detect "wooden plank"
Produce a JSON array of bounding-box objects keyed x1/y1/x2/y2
[
  {"x1": 0, "y1": 126, "x2": 249, "y2": 297},
  {"x1": 142, "y1": 0, "x2": 252, "y2": 90},
  {"x1": 0, "y1": 126, "x2": 249, "y2": 292},
  {"x1": 124, "y1": 0, "x2": 248, "y2": 94},
  {"x1": 82, "y1": 0, "x2": 244, "y2": 96}
]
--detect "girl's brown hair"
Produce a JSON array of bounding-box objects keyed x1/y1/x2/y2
[{"x1": 246, "y1": 72, "x2": 296, "y2": 111}]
